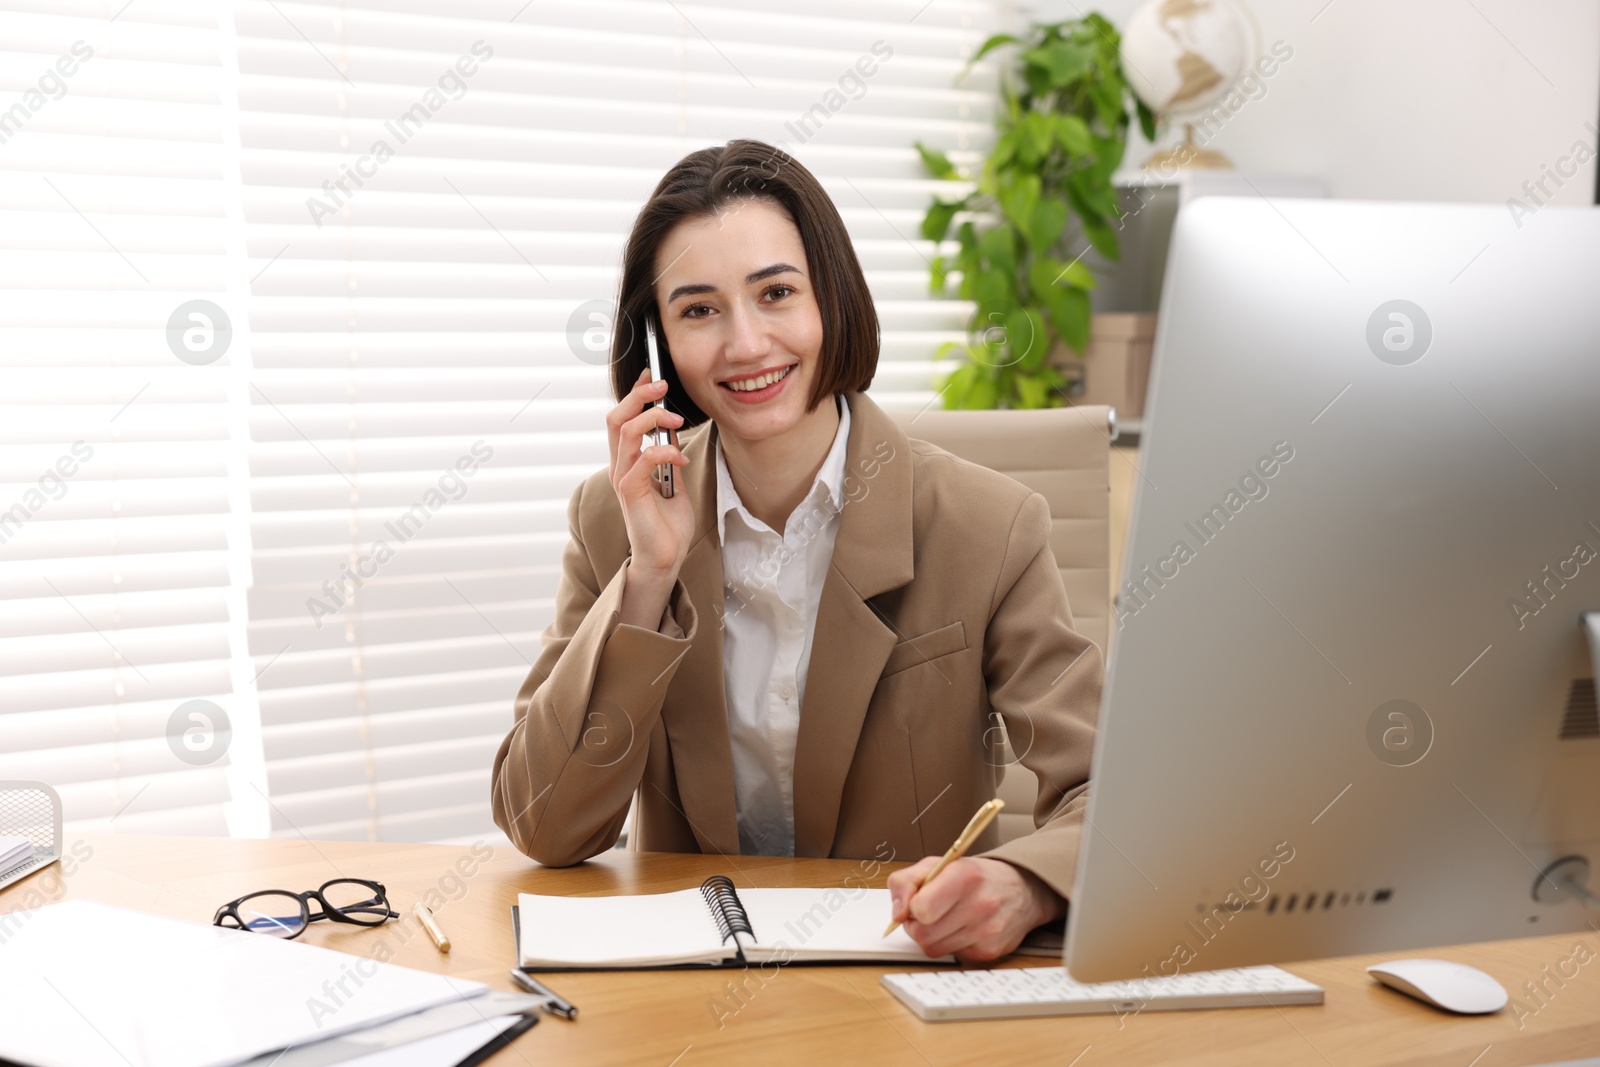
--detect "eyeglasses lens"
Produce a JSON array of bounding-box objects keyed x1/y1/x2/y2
[
  {"x1": 234, "y1": 892, "x2": 306, "y2": 937},
  {"x1": 323, "y1": 880, "x2": 388, "y2": 923}
]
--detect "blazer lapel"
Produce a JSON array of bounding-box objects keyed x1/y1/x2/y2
[
  {"x1": 791, "y1": 392, "x2": 916, "y2": 857},
  {"x1": 657, "y1": 421, "x2": 741, "y2": 856}
]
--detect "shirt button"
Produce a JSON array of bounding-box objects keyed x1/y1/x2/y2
[{"x1": 780, "y1": 686, "x2": 794, "y2": 701}]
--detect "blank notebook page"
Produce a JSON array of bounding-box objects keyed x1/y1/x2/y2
[
  {"x1": 517, "y1": 888, "x2": 736, "y2": 967},
  {"x1": 740, "y1": 888, "x2": 938, "y2": 961}
]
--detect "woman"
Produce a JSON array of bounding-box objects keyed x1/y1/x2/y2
[{"x1": 491, "y1": 140, "x2": 1100, "y2": 962}]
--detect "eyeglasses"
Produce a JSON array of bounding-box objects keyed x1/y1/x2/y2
[{"x1": 213, "y1": 878, "x2": 398, "y2": 940}]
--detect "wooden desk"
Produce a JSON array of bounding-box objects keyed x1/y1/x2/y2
[{"x1": 5, "y1": 834, "x2": 1599, "y2": 1066}]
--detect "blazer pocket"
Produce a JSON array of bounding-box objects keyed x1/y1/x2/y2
[{"x1": 879, "y1": 620, "x2": 967, "y2": 678}]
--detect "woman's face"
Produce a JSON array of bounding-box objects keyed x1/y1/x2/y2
[{"x1": 652, "y1": 198, "x2": 827, "y2": 446}]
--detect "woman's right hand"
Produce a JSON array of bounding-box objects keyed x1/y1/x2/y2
[{"x1": 606, "y1": 368, "x2": 695, "y2": 585}]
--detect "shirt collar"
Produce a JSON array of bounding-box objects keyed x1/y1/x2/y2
[{"x1": 716, "y1": 393, "x2": 851, "y2": 543}]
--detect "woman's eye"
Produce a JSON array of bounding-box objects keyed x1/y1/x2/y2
[
  {"x1": 764, "y1": 285, "x2": 794, "y2": 301},
  {"x1": 682, "y1": 304, "x2": 712, "y2": 319}
]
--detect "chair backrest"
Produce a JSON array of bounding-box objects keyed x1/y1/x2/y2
[{"x1": 889, "y1": 404, "x2": 1113, "y2": 842}]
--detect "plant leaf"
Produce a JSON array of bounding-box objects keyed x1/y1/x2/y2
[
  {"x1": 1009, "y1": 306, "x2": 1049, "y2": 369},
  {"x1": 998, "y1": 172, "x2": 1040, "y2": 234},
  {"x1": 1024, "y1": 112, "x2": 1054, "y2": 162},
  {"x1": 939, "y1": 360, "x2": 979, "y2": 409},
  {"x1": 975, "y1": 268, "x2": 1012, "y2": 310},
  {"x1": 1060, "y1": 257, "x2": 1096, "y2": 289},
  {"x1": 1068, "y1": 166, "x2": 1121, "y2": 218},
  {"x1": 956, "y1": 221, "x2": 980, "y2": 299},
  {"x1": 1136, "y1": 99, "x2": 1158, "y2": 142},
  {"x1": 1091, "y1": 134, "x2": 1126, "y2": 183},
  {"x1": 1022, "y1": 62, "x2": 1052, "y2": 102},
  {"x1": 1084, "y1": 12, "x2": 1119, "y2": 45},
  {"x1": 978, "y1": 226, "x2": 1017, "y2": 283},
  {"x1": 967, "y1": 33, "x2": 1020, "y2": 67},
  {"x1": 921, "y1": 199, "x2": 961, "y2": 243},
  {"x1": 1029, "y1": 255, "x2": 1096, "y2": 298},
  {"x1": 1081, "y1": 212, "x2": 1121, "y2": 261},
  {"x1": 1054, "y1": 115, "x2": 1092, "y2": 157},
  {"x1": 1040, "y1": 40, "x2": 1095, "y2": 86},
  {"x1": 973, "y1": 297, "x2": 1016, "y2": 364},
  {"x1": 1025, "y1": 197, "x2": 1067, "y2": 252},
  {"x1": 1016, "y1": 374, "x2": 1049, "y2": 409},
  {"x1": 1028, "y1": 256, "x2": 1062, "y2": 297},
  {"x1": 1089, "y1": 79, "x2": 1122, "y2": 131},
  {"x1": 915, "y1": 141, "x2": 959, "y2": 180},
  {"x1": 1041, "y1": 283, "x2": 1091, "y2": 353},
  {"x1": 991, "y1": 129, "x2": 1019, "y2": 171},
  {"x1": 963, "y1": 369, "x2": 1000, "y2": 410}
]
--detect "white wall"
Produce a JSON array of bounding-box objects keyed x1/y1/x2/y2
[{"x1": 1024, "y1": 0, "x2": 1600, "y2": 208}]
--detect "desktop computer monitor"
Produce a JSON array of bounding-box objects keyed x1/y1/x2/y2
[{"x1": 1065, "y1": 196, "x2": 1600, "y2": 983}]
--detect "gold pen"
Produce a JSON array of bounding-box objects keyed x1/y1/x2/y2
[
  {"x1": 883, "y1": 798, "x2": 1005, "y2": 937},
  {"x1": 413, "y1": 902, "x2": 451, "y2": 953}
]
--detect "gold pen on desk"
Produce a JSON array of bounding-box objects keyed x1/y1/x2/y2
[
  {"x1": 413, "y1": 902, "x2": 450, "y2": 953},
  {"x1": 882, "y1": 797, "x2": 1005, "y2": 938}
]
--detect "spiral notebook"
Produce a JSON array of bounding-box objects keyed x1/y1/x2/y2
[{"x1": 514, "y1": 875, "x2": 952, "y2": 968}]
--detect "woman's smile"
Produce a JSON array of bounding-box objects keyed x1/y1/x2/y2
[{"x1": 719, "y1": 362, "x2": 798, "y2": 402}]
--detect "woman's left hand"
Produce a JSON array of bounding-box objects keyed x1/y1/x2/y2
[{"x1": 886, "y1": 856, "x2": 1065, "y2": 963}]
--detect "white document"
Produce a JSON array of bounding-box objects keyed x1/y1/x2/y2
[
  {"x1": 0, "y1": 899, "x2": 489, "y2": 1067},
  {"x1": 0, "y1": 833, "x2": 32, "y2": 875}
]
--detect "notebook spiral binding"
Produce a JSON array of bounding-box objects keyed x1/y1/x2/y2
[{"x1": 698, "y1": 875, "x2": 755, "y2": 946}]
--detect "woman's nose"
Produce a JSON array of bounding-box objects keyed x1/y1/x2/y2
[{"x1": 725, "y1": 302, "x2": 773, "y2": 362}]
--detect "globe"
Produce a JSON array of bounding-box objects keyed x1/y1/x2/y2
[{"x1": 1120, "y1": 0, "x2": 1250, "y2": 118}]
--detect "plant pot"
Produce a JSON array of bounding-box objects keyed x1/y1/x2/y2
[{"x1": 1051, "y1": 312, "x2": 1156, "y2": 419}]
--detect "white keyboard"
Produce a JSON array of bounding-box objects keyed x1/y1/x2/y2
[{"x1": 881, "y1": 965, "x2": 1323, "y2": 1021}]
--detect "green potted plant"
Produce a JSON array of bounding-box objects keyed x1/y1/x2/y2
[{"x1": 916, "y1": 14, "x2": 1156, "y2": 409}]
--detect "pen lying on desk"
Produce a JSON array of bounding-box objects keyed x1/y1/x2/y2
[
  {"x1": 413, "y1": 903, "x2": 450, "y2": 953},
  {"x1": 509, "y1": 968, "x2": 579, "y2": 1019}
]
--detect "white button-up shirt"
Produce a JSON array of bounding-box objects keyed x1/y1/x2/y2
[{"x1": 716, "y1": 394, "x2": 852, "y2": 856}]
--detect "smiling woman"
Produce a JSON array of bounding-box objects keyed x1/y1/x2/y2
[{"x1": 491, "y1": 140, "x2": 1103, "y2": 964}]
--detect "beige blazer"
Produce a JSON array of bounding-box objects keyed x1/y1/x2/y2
[{"x1": 490, "y1": 390, "x2": 1102, "y2": 898}]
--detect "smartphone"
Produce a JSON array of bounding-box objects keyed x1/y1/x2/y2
[{"x1": 643, "y1": 315, "x2": 676, "y2": 499}]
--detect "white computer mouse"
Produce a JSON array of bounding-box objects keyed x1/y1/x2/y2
[{"x1": 1366, "y1": 958, "x2": 1508, "y2": 1014}]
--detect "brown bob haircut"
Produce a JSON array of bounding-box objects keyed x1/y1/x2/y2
[{"x1": 610, "y1": 139, "x2": 880, "y2": 428}]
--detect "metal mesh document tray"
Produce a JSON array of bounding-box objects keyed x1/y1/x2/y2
[{"x1": 0, "y1": 780, "x2": 63, "y2": 892}]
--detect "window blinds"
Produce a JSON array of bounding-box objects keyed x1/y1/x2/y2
[
  {"x1": 0, "y1": 0, "x2": 256, "y2": 836},
  {"x1": 3, "y1": 0, "x2": 1003, "y2": 845}
]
